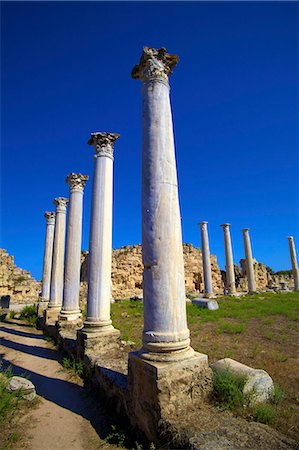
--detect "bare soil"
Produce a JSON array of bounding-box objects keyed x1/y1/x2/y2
[{"x1": 0, "y1": 320, "x2": 119, "y2": 450}]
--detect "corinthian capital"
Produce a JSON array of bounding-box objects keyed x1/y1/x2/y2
[
  {"x1": 131, "y1": 46, "x2": 179, "y2": 83},
  {"x1": 88, "y1": 132, "x2": 120, "y2": 159},
  {"x1": 66, "y1": 173, "x2": 89, "y2": 192},
  {"x1": 44, "y1": 211, "x2": 56, "y2": 223},
  {"x1": 53, "y1": 197, "x2": 69, "y2": 211}
]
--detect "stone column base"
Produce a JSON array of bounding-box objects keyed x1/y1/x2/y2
[
  {"x1": 44, "y1": 306, "x2": 61, "y2": 325},
  {"x1": 77, "y1": 327, "x2": 120, "y2": 361},
  {"x1": 58, "y1": 310, "x2": 83, "y2": 331},
  {"x1": 203, "y1": 292, "x2": 214, "y2": 299},
  {"x1": 37, "y1": 301, "x2": 49, "y2": 318},
  {"x1": 128, "y1": 350, "x2": 213, "y2": 442}
]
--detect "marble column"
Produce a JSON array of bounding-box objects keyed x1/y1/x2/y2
[
  {"x1": 41, "y1": 212, "x2": 56, "y2": 302},
  {"x1": 288, "y1": 236, "x2": 299, "y2": 291},
  {"x1": 81, "y1": 132, "x2": 120, "y2": 338},
  {"x1": 221, "y1": 223, "x2": 236, "y2": 295},
  {"x1": 59, "y1": 174, "x2": 88, "y2": 325},
  {"x1": 131, "y1": 46, "x2": 193, "y2": 361},
  {"x1": 199, "y1": 222, "x2": 214, "y2": 298},
  {"x1": 242, "y1": 228, "x2": 256, "y2": 293},
  {"x1": 47, "y1": 197, "x2": 69, "y2": 320}
]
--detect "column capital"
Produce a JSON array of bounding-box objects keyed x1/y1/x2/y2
[
  {"x1": 199, "y1": 221, "x2": 208, "y2": 228},
  {"x1": 221, "y1": 223, "x2": 231, "y2": 228},
  {"x1": 53, "y1": 197, "x2": 69, "y2": 212},
  {"x1": 288, "y1": 236, "x2": 294, "y2": 241},
  {"x1": 88, "y1": 132, "x2": 120, "y2": 160},
  {"x1": 242, "y1": 228, "x2": 250, "y2": 233},
  {"x1": 131, "y1": 46, "x2": 179, "y2": 83},
  {"x1": 66, "y1": 173, "x2": 89, "y2": 192},
  {"x1": 44, "y1": 211, "x2": 56, "y2": 222}
]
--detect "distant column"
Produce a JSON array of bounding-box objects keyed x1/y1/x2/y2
[
  {"x1": 221, "y1": 223, "x2": 236, "y2": 295},
  {"x1": 242, "y1": 228, "x2": 256, "y2": 293},
  {"x1": 48, "y1": 197, "x2": 69, "y2": 313},
  {"x1": 59, "y1": 174, "x2": 88, "y2": 325},
  {"x1": 82, "y1": 132, "x2": 119, "y2": 335},
  {"x1": 41, "y1": 212, "x2": 56, "y2": 302},
  {"x1": 288, "y1": 236, "x2": 299, "y2": 291},
  {"x1": 199, "y1": 222, "x2": 214, "y2": 298}
]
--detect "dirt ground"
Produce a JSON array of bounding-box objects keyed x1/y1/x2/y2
[{"x1": 0, "y1": 321, "x2": 119, "y2": 450}]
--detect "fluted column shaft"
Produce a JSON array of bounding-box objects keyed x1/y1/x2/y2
[
  {"x1": 221, "y1": 223, "x2": 236, "y2": 295},
  {"x1": 60, "y1": 174, "x2": 88, "y2": 320},
  {"x1": 200, "y1": 222, "x2": 213, "y2": 297},
  {"x1": 288, "y1": 236, "x2": 299, "y2": 291},
  {"x1": 84, "y1": 132, "x2": 119, "y2": 332},
  {"x1": 41, "y1": 212, "x2": 56, "y2": 301},
  {"x1": 132, "y1": 47, "x2": 191, "y2": 359},
  {"x1": 48, "y1": 198, "x2": 68, "y2": 308},
  {"x1": 242, "y1": 228, "x2": 256, "y2": 293}
]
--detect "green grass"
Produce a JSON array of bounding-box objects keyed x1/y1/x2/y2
[
  {"x1": 61, "y1": 357, "x2": 84, "y2": 378},
  {"x1": 216, "y1": 321, "x2": 245, "y2": 335},
  {"x1": 213, "y1": 368, "x2": 248, "y2": 410},
  {"x1": 9, "y1": 310, "x2": 16, "y2": 319},
  {"x1": 19, "y1": 304, "x2": 37, "y2": 326},
  {"x1": 252, "y1": 403, "x2": 278, "y2": 425}
]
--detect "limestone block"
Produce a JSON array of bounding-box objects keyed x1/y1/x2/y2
[
  {"x1": 210, "y1": 358, "x2": 274, "y2": 404},
  {"x1": 8, "y1": 376, "x2": 36, "y2": 401},
  {"x1": 192, "y1": 299, "x2": 219, "y2": 310}
]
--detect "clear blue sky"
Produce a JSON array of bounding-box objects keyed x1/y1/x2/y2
[{"x1": 1, "y1": 1, "x2": 298, "y2": 280}]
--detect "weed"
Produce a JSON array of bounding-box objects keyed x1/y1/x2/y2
[
  {"x1": 213, "y1": 369, "x2": 247, "y2": 410},
  {"x1": 216, "y1": 321, "x2": 245, "y2": 335},
  {"x1": 61, "y1": 357, "x2": 84, "y2": 377},
  {"x1": 270, "y1": 383, "x2": 284, "y2": 406},
  {"x1": 105, "y1": 424, "x2": 126, "y2": 447},
  {"x1": 9, "y1": 310, "x2": 16, "y2": 319},
  {"x1": 271, "y1": 350, "x2": 288, "y2": 363},
  {"x1": 19, "y1": 305, "x2": 37, "y2": 326},
  {"x1": 264, "y1": 331, "x2": 273, "y2": 341},
  {"x1": 252, "y1": 403, "x2": 278, "y2": 425}
]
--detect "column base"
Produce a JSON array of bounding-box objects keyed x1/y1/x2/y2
[
  {"x1": 37, "y1": 300, "x2": 49, "y2": 318},
  {"x1": 44, "y1": 306, "x2": 61, "y2": 325},
  {"x1": 58, "y1": 309, "x2": 83, "y2": 330},
  {"x1": 203, "y1": 292, "x2": 214, "y2": 299},
  {"x1": 128, "y1": 350, "x2": 213, "y2": 442},
  {"x1": 77, "y1": 326, "x2": 120, "y2": 361}
]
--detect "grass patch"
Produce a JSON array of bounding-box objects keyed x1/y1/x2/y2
[
  {"x1": 252, "y1": 403, "x2": 278, "y2": 425},
  {"x1": 19, "y1": 304, "x2": 37, "y2": 326},
  {"x1": 216, "y1": 321, "x2": 245, "y2": 335},
  {"x1": 61, "y1": 357, "x2": 84, "y2": 378},
  {"x1": 213, "y1": 369, "x2": 248, "y2": 410}
]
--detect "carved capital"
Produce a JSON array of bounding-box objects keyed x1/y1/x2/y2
[
  {"x1": 88, "y1": 132, "x2": 120, "y2": 159},
  {"x1": 242, "y1": 228, "x2": 250, "y2": 233},
  {"x1": 53, "y1": 197, "x2": 69, "y2": 212},
  {"x1": 66, "y1": 173, "x2": 89, "y2": 192},
  {"x1": 221, "y1": 223, "x2": 231, "y2": 229},
  {"x1": 131, "y1": 46, "x2": 179, "y2": 83},
  {"x1": 288, "y1": 236, "x2": 294, "y2": 241},
  {"x1": 44, "y1": 211, "x2": 56, "y2": 223}
]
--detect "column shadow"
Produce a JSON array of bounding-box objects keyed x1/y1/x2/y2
[
  {"x1": 0, "y1": 337, "x2": 60, "y2": 361},
  {"x1": 0, "y1": 326, "x2": 46, "y2": 340}
]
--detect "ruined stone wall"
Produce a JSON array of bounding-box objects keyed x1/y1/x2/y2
[
  {"x1": 80, "y1": 243, "x2": 224, "y2": 301},
  {"x1": 0, "y1": 249, "x2": 40, "y2": 303}
]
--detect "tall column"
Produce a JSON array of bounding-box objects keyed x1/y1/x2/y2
[
  {"x1": 38, "y1": 212, "x2": 55, "y2": 318},
  {"x1": 59, "y1": 174, "x2": 88, "y2": 326},
  {"x1": 81, "y1": 132, "x2": 120, "y2": 339},
  {"x1": 46, "y1": 197, "x2": 68, "y2": 321},
  {"x1": 288, "y1": 236, "x2": 299, "y2": 291},
  {"x1": 221, "y1": 223, "x2": 236, "y2": 295},
  {"x1": 131, "y1": 47, "x2": 193, "y2": 361},
  {"x1": 199, "y1": 222, "x2": 214, "y2": 298},
  {"x1": 242, "y1": 228, "x2": 256, "y2": 293},
  {"x1": 128, "y1": 47, "x2": 212, "y2": 443}
]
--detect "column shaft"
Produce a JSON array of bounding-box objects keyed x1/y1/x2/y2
[
  {"x1": 242, "y1": 229, "x2": 256, "y2": 293},
  {"x1": 200, "y1": 222, "x2": 213, "y2": 297},
  {"x1": 221, "y1": 224, "x2": 236, "y2": 295},
  {"x1": 48, "y1": 198, "x2": 68, "y2": 309},
  {"x1": 288, "y1": 237, "x2": 299, "y2": 291},
  {"x1": 41, "y1": 212, "x2": 55, "y2": 301}
]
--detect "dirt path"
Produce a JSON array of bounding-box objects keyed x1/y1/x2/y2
[{"x1": 0, "y1": 321, "x2": 118, "y2": 450}]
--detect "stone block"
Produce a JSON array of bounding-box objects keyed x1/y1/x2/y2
[
  {"x1": 44, "y1": 307, "x2": 60, "y2": 325},
  {"x1": 77, "y1": 328, "x2": 120, "y2": 361},
  {"x1": 192, "y1": 298, "x2": 219, "y2": 310},
  {"x1": 8, "y1": 376, "x2": 36, "y2": 401},
  {"x1": 128, "y1": 351, "x2": 213, "y2": 442},
  {"x1": 210, "y1": 358, "x2": 274, "y2": 404}
]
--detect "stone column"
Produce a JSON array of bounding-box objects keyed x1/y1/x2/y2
[
  {"x1": 221, "y1": 223, "x2": 236, "y2": 295},
  {"x1": 242, "y1": 228, "x2": 256, "y2": 293},
  {"x1": 78, "y1": 133, "x2": 120, "y2": 352},
  {"x1": 59, "y1": 174, "x2": 88, "y2": 327},
  {"x1": 288, "y1": 236, "x2": 299, "y2": 291},
  {"x1": 128, "y1": 46, "x2": 212, "y2": 443},
  {"x1": 38, "y1": 212, "x2": 56, "y2": 317},
  {"x1": 46, "y1": 197, "x2": 68, "y2": 323},
  {"x1": 199, "y1": 222, "x2": 213, "y2": 298}
]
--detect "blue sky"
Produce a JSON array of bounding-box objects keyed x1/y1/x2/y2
[{"x1": 1, "y1": 1, "x2": 298, "y2": 280}]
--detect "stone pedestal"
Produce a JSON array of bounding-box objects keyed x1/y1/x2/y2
[
  {"x1": 80, "y1": 132, "x2": 120, "y2": 349},
  {"x1": 128, "y1": 351, "x2": 213, "y2": 442},
  {"x1": 242, "y1": 228, "x2": 256, "y2": 293},
  {"x1": 288, "y1": 236, "x2": 299, "y2": 291},
  {"x1": 47, "y1": 197, "x2": 69, "y2": 318},
  {"x1": 221, "y1": 223, "x2": 236, "y2": 295},
  {"x1": 199, "y1": 222, "x2": 214, "y2": 298},
  {"x1": 77, "y1": 328, "x2": 120, "y2": 362},
  {"x1": 59, "y1": 173, "x2": 88, "y2": 328}
]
